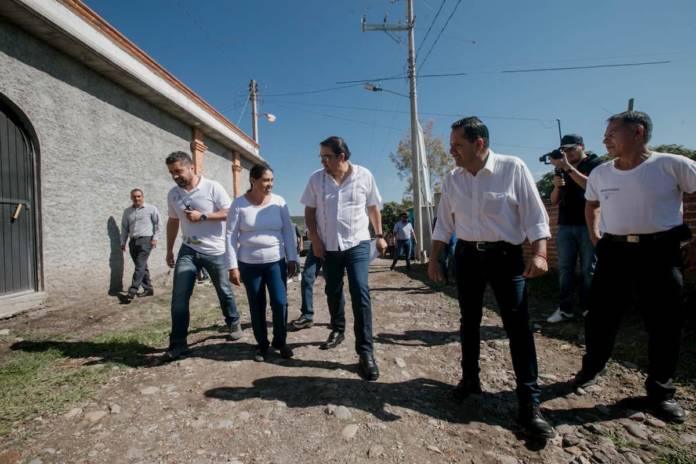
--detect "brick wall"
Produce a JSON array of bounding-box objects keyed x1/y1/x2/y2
[{"x1": 526, "y1": 193, "x2": 696, "y2": 283}]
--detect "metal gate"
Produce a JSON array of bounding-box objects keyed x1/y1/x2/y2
[{"x1": 0, "y1": 101, "x2": 37, "y2": 295}]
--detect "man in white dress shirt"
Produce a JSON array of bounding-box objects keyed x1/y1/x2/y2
[
  {"x1": 301, "y1": 136, "x2": 388, "y2": 381},
  {"x1": 575, "y1": 111, "x2": 696, "y2": 423},
  {"x1": 429, "y1": 117, "x2": 555, "y2": 440},
  {"x1": 390, "y1": 212, "x2": 416, "y2": 271}
]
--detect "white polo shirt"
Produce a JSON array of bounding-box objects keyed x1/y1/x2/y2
[
  {"x1": 585, "y1": 152, "x2": 696, "y2": 235},
  {"x1": 167, "y1": 176, "x2": 232, "y2": 256},
  {"x1": 300, "y1": 164, "x2": 382, "y2": 252},
  {"x1": 432, "y1": 150, "x2": 550, "y2": 245}
]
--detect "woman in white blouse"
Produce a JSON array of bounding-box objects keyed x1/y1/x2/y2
[{"x1": 226, "y1": 164, "x2": 299, "y2": 361}]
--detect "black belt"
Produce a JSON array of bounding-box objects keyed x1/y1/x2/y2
[
  {"x1": 458, "y1": 240, "x2": 516, "y2": 251},
  {"x1": 603, "y1": 224, "x2": 692, "y2": 244}
]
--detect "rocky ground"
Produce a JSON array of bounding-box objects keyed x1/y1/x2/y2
[{"x1": 0, "y1": 258, "x2": 695, "y2": 464}]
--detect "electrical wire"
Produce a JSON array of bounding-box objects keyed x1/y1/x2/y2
[
  {"x1": 262, "y1": 83, "x2": 363, "y2": 97},
  {"x1": 418, "y1": 0, "x2": 462, "y2": 72},
  {"x1": 415, "y1": 0, "x2": 446, "y2": 58}
]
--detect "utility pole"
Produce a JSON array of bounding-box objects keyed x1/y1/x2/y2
[
  {"x1": 249, "y1": 79, "x2": 259, "y2": 143},
  {"x1": 628, "y1": 97, "x2": 634, "y2": 111},
  {"x1": 362, "y1": 0, "x2": 425, "y2": 260}
]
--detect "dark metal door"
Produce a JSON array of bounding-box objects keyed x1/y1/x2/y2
[{"x1": 0, "y1": 102, "x2": 37, "y2": 295}]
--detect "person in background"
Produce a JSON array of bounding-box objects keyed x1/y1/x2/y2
[
  {"x1": 120, "y1": 188, "x2": 160, "y2": 300},
  {"x1": 391, "y1": 212, "x2": 416, "y2": 270}
]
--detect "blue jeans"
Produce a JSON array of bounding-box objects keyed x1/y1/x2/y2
[
  {"x1": 239, "y1": 259, "x2": 288, "y2": 349},
  {"x1": 557, "y1": 225, "x2": 595, "y2": 314},
  {"x1": 324, "y1": 240, "x2": 373, "y2": 355},
  {"x1": 170, "y1": 245, "x2": 240, "y2": 347},
  {"x1": 300, "y1": 247, "x2": 344, "y2": 320},
  {"x1": 454, "y1": 241, "x2": 541, "y2": 406},
  {"x1": 391, "y1": 239, "x2": 412, "y2": 269}
]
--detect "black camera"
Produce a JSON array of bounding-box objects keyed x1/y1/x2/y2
[{"x1": 539, "y1": 149, "x2": 564, "y2": 164}]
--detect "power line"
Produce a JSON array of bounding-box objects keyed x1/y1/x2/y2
[
  {"x1": 418, "y1": 0, "x2": 462, "y2": 71},
  {"x1": 273, "y1": 102, "x2": 404, "y2": 131},
  {"x1": 262, "y1": 83, "x2": 363, "y2": 97},
  {"x1": 265, "y1": 99, "x2": 555, "y2": 123},
  {"x1": 415, "y1": 0, "x2": 446, "y2": 58},
  {"x1": 335, "y1": 59, "x2": 671, "y2": 84}
]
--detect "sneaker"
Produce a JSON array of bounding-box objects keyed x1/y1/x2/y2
[
  {"x1": 546, "y1": 308, "x2": 574, "y2": 323},
  {"x1": 289, "y1": 315, "x2": 314, "y2": 331},
  {"x1": 137, "y1": 289, "x2": 154, "y2": 297},
  {"x1": 228, "y1": 322, "x2": 243, "y2": 341},
  {"x1": 278, "y1": 345, "x2": 294, "y2": 359},
  {"x1": 161, "y1": 345, "x2": 190, "y2": 362},
  {"x1": 254, "y1": 346, "x2": 268, "y2": 362}
]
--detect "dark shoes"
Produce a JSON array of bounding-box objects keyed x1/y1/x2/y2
[
  {"x1": 254, "y1": 346, "x2": 269, "y2": 362},
  {"x1": 650, "y1": 398, "x2": 686, "y2": 423},
  {"x1": 228, "y1": 322, "x2": 243, "y2": 341},
  {"x1": 358, "y1": 354, "x2": 380, "y2": 381},
  {"x1": 137, "y1": 289, "x2": 154, "y2": 297},
  {"x1": 162, "y1": 345, "x2": 190, "y2": 362},
  {"x1": 278, "y1": 345, "x2": 294, "y2": 359},
  {"x1": 449, "y1": 377, "x2": 482, "y2": 402},
  {"x1": 320, "y1": 331, "x2": 345, "y2": 350},
  {"x1": 518, "y1": 405, "x2": 555, "y2": 440},
  {"x1": 289, "y1": 315, "x2": 313, "y2": 331},
  {"x1": 573, "y1": 368, "x2": 605, "y2": 391}
]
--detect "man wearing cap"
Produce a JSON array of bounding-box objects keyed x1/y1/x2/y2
[
  {"x1": 546, "y1": 134, "x2": 603, "y2": 323},
  {"x1": 429, "y1": 116, "x2": 555, "y2": 440},
  {"x1": 574, "y1": 111, "x2": 696, "y2": 423}
]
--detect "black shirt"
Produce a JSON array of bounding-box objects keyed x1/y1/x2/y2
[{"x1": 557, "y1": 154, "x2": 603, "y2": 226}]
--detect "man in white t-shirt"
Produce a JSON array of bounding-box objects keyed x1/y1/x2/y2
[
  {"x1": 301, "y1": 136, "x2": 388, "y2": 381},
  {"x1": 390, "y1": 213, "x2": 417, "y2": 271},
  {"x1": 162, "y1": 151, "x2": 242, "y2": 360},
  {"x1": 575, "y1": 111, "x2": 696, "y2": 423}
]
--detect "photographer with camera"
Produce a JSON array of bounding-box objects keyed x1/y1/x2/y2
[{"x1": 543, "y1": 134, "x2": 602, "y2": 323}]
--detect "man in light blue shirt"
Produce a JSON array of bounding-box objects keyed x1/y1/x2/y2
[
  {"x1": 120, "y1": 189, "x2": 160, "y2": 300},
  {"x1": 390, "y1": 212, "x2": 416, "y2": 271}
]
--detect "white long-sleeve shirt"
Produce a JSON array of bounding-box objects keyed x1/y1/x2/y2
[
  {"x1": 432, "y1": 150, "x2": 550, "y2": 245},
  {"x1": 225, "y1": 193, "x2": 299, "y2": 269}
]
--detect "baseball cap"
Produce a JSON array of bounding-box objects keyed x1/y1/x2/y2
[{"x1": 560, "y1": 134, "x2": 583, "y2": 148}]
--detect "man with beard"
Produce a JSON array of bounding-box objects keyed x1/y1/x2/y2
[{"x1": 163, "y1": 151, "x2": 242, "y2": 360}]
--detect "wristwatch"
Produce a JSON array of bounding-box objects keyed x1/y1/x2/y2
[{"x1": 200, "y1": 214, "x2": 208, "y2": 222}]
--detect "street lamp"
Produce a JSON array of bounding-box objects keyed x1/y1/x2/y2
[{"x1": 363, "y1": 82, "x2": 409, "y2": 98}]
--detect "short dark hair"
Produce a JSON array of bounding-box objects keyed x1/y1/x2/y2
[
  {"x1": 165, "y1": 151, "x2": 193, "y2": 165},
  {"x1": 320, "y1": 136, "x2": 351, "y2": 160},
  {"x1": 130, "y1": 188, "x2": 143, "y2": 196},
  {"x1": 607, "y1": 111, "x2": 652, "y2": 143},
  {"x1": 451, "y1": 117, "x2": 490, "y2": 148}
]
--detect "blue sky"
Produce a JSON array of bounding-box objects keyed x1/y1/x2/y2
[{"x1": 86, "y1": 0, "x2": 696, "y2": 214}]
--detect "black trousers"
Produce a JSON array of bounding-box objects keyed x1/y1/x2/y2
[
  {"x1": 582, "y1": 237, "x2": 684, "y2": 400},
  {"x1": 454, "y1": 241, "x2": 541, "y2": 405},
  {"x1": 128, "y1": 236, "x2": 153, "y2": 294}
]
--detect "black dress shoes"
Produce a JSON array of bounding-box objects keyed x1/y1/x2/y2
[
  {"x1": 358, "y1": 354, "x2": 380, "y2": 381},
  {"x1": 518, "y1": 405, "x2": 555, "y2": 440},
  {"x1": 650, "y1": 398, "x2": 686, "y2": 423},
  {"x1": 320, "y1": 331, "x2": 345, "y2": 350},
  {"x1": 449, "y1": 377, "x2": 482, "y2": 402}
]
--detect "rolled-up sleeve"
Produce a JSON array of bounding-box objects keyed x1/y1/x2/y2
[
  {"x1": 517, "y1": 162, "x2": 550, "y2": 242},
  {"x1": 585, "y1": 170, "x2": 600, "y2": 201},
  {"x1": 432, "y1": 175, "x2": 455, "y2": 243},
  {"x1": 365, "y1": 171, "x2": 382, "y2": 208},
  {"x1": 225, "y1": 201, "x2": 241, "y2": 269}
]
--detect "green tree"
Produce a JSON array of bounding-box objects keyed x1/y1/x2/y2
[
  {"x1": 389, "y1": 120, "x2": 452, "y2": 196},
  {"x1": 651, "y1": 144, "x2": 696, "y2": 160}
]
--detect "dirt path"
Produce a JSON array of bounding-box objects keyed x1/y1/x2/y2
[{"x1": 1, "y1": 259, "x2": 694, "y2": 464}]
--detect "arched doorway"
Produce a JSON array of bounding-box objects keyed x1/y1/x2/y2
[{"x1": 0, "y1": 97, "x2": 39, "y2": 296}]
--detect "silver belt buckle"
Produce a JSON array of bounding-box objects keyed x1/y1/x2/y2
[
  {"x1": 626, "y1": 235, "x2": 640, "y2": 243},
  {"x1": 475, "y1": 242, "x2": 486, "y2": 251}
]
